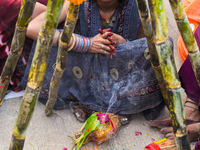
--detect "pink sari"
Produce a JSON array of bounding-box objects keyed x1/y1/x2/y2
[{"x1": 0, "y1": 0, "x2": 48, "y2": 91}]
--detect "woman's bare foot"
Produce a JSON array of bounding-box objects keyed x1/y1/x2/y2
[
  {"x1": 149, "y1": 97, "x2": 199, "y2": 128},
  {"x1": 160, "y1": 123, "x2": 200, "y2": 142},
  {"x1": 149, "y1": 116, "x2": 172, "y2": 128}
]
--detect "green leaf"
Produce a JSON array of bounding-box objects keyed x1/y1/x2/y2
[{"x1": 74, "y1": 112, "x2": 101, "y2": 147}]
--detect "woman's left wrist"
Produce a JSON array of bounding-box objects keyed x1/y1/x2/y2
[{"x1": 71, "y1": 34, "x2": 93, "y2": 53}]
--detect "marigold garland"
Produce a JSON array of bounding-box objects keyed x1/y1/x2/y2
[{"x1": 68, "y1": 0, "x2": 85, "y2": 5}]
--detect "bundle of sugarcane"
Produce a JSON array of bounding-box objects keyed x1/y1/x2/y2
[
  {"x1": 142, "y1": 0, "x2": 190, "y2": 149},
  {"x1": 69, "y1": 112, "x2": 121, "y2": 150},
  {"x1": 9, "y1": 0, "x2": 65, "y2": 149},
  {"x1": 45, "y1": 0, "x2": 83, "y2": 116},
  {"x1": 0, "y1": 0, "x2": 37, "y2": 106},
  {"x1": 168, "y1": 0, "x2": 200, "y2": 86}
]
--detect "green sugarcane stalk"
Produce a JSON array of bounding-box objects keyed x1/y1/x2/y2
[
  {"x1": 45, "y1": 2, "x2": 80, "y2": 116},
  {"x1": 0, "y1": 0, "x2": 37, "y2": 106},
  {"x1": 168, "y1": 0, "x2": 200, "y2": 87},
  {"x1": 9, "y1": 0, "x2": 65, "y2": 149},
  {"x1": 135, "y1": 0, "x2": 169, "y2": 107},
  {"x1": 148, "y1": 0, "x2": 190, "y2": 149}
]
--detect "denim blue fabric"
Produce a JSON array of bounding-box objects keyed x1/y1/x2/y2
[{"x1": 20, "y1": 0, "x2": 168, "y2": 114}]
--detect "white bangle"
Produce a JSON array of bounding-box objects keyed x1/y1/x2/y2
[
  {"x1": 68, "y1": 33, "x2": 75, "y2": 51},
  {"x1": 56, "y1": 31, "x2": 61, "y2": 46}
]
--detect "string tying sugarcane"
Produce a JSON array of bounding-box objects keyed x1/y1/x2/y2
[
  {"x1": 0, "y1": 0, "x2": 37, "y2": 106},
  {"x1": 45, "y1": 0, "x2": 84, "y2": 116},
  {"x1": 146, "y1": 0, "x2": 190, "y2": 149},
  {"x1": 9, "y1": 0, "x2": 65, "y2": 149}
]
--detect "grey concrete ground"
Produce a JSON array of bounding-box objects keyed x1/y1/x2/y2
[{"x1": 0, "y1": 1, "x2": 196, "y2": 150}]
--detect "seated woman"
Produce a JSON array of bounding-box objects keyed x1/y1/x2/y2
[
  {"x1": 20, "y1": 0, "x2": 169, "y2": 123},
  {"x1": 149, "y1": 0, "x2": 200, "y2": 144}
]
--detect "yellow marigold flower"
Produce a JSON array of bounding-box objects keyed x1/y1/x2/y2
[{"x1": 68, "y1": 0, "x2": 85, "y2": 5}]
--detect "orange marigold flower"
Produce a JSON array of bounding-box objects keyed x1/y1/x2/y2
[{"x1": 68, "y1": 0, "x2": 85, "y2": 5}]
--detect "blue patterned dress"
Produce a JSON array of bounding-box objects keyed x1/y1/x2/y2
[{"x1": 21, "y1": 0, "x2": 167, "y2": 114}]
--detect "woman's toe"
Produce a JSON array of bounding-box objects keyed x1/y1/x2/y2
[
  {"x1": 149, "y1": 116, "x2": 172, "y2": 128},
  {"x1": 165, "y1": 133, "x2": 175, "y2": 140},
  {"x1": 160, "y1": 127, "x2": 173, "y2": 134}
]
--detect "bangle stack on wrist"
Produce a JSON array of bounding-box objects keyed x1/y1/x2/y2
[{"x1": 71, "y1": 33, "x2": 93, "y2": 53}]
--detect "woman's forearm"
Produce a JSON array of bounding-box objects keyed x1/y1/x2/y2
[
  {"x1": 26, "y1": 1, "x2": 69, "y2": 46},
  {"x1": 26, "y1": 12, "x2": 45, "y2": 42},
  {"x1": 27, "y1": 15, "x2": 63, "y2": 46}
]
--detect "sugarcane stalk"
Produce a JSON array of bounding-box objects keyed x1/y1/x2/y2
[
  {"x1": 45, "y1": 2, "x2": 80, "y2": 116},
  {"x1": 9, "y1": 0, "x2": 65, "y2": 149},
  {"x1": 0, "y1": 0, "x2": 37, "y2": 106},
  {"x1": 168, "y1": 0, "x2": 200, "y2": 88},
  {"x1": 147, "y1": 0, "x2": 190, "y2": 149},
  {"x1": 135, "y1": 0, "x2": 169, "y2": 107}
]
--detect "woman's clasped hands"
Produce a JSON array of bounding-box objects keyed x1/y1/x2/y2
[{"x1": 89, "y1": 28, "x2": 127, "y2": 59}]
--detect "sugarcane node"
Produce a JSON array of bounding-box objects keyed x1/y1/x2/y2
[
  {"x1": 16, "y1": 25, "x2": 27, "y2": 32},
  {"x1": 0, "y1": 78, "x2": 10, "y2": 84},
  {"x1": 141, "y1": 17, "x2": 151, "y2": 22},
  {"x1": 60, "y1": 33, "x2": 70, "y2": 44},
  {"x1": 50, "y1": 83, "x2": 55, "y2": 88},
  {"x1": 152, "y1": 64, "x2": 161, "y2": 68},
  {"x1": 12, "y1": 130, "x2": 26, "y2": 139},
  {"x1": 67, "y1": 5, "x2": 79, "y2": 22},
  {"x1": 27, "y1": 82, "x2": 39, "y2": 90},
  {"x1": 56, "y1": 66, "x2": 64, "y2": 72},
  {"x1": 193, "y1": 48, "x2": 200, "y2": 54},
  {"x1": 45, "y1": 108, "x2": 53, "y2": 116},
  {"x1": 173, "y1": 14, "x2": 186, "y2": 20},
  {"x1": 175, "y1": 133, "x2": 191, "y2": 149},
  {"x1": 0, "y1": 98, "x2": 4, "y2": 106},
  {"x1": 166, "y1": 85, "x2": 182, "y2": 90},
  {"x1": 147, "y1": 40, "x2": 155, "y2": 45},
  {"x1": 9, "y1": 134, "x2": 25, "y2": 150},
  {"x1": 38, "y1": 32, "x2": 52, "y2": 39},
  {"x1": 153, "y1": 36, "x2": 168, "y2": 45},
  {"x1": 60, "y1": 40, "x2": 68, "y2": 46},
  {"x1": 67, "y1": 15, "x2": 79, "y2": 22}
]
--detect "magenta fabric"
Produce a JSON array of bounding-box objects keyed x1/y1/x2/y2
[
  {"x1": 178, "y1": 25, "x2": 200, "y2": 107},
  {"x1": 37, "y1": 0, "x2": 48, "y2": 5},
  {"x1": 0, "y1": 0, "x2": 48, "y2": 90},
  {"x1": 195, "y1": 25, "x2": 200, "y2": 49},
  {"x1": 195, "y1": 140, "x2": 200, "y2": 150}
]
